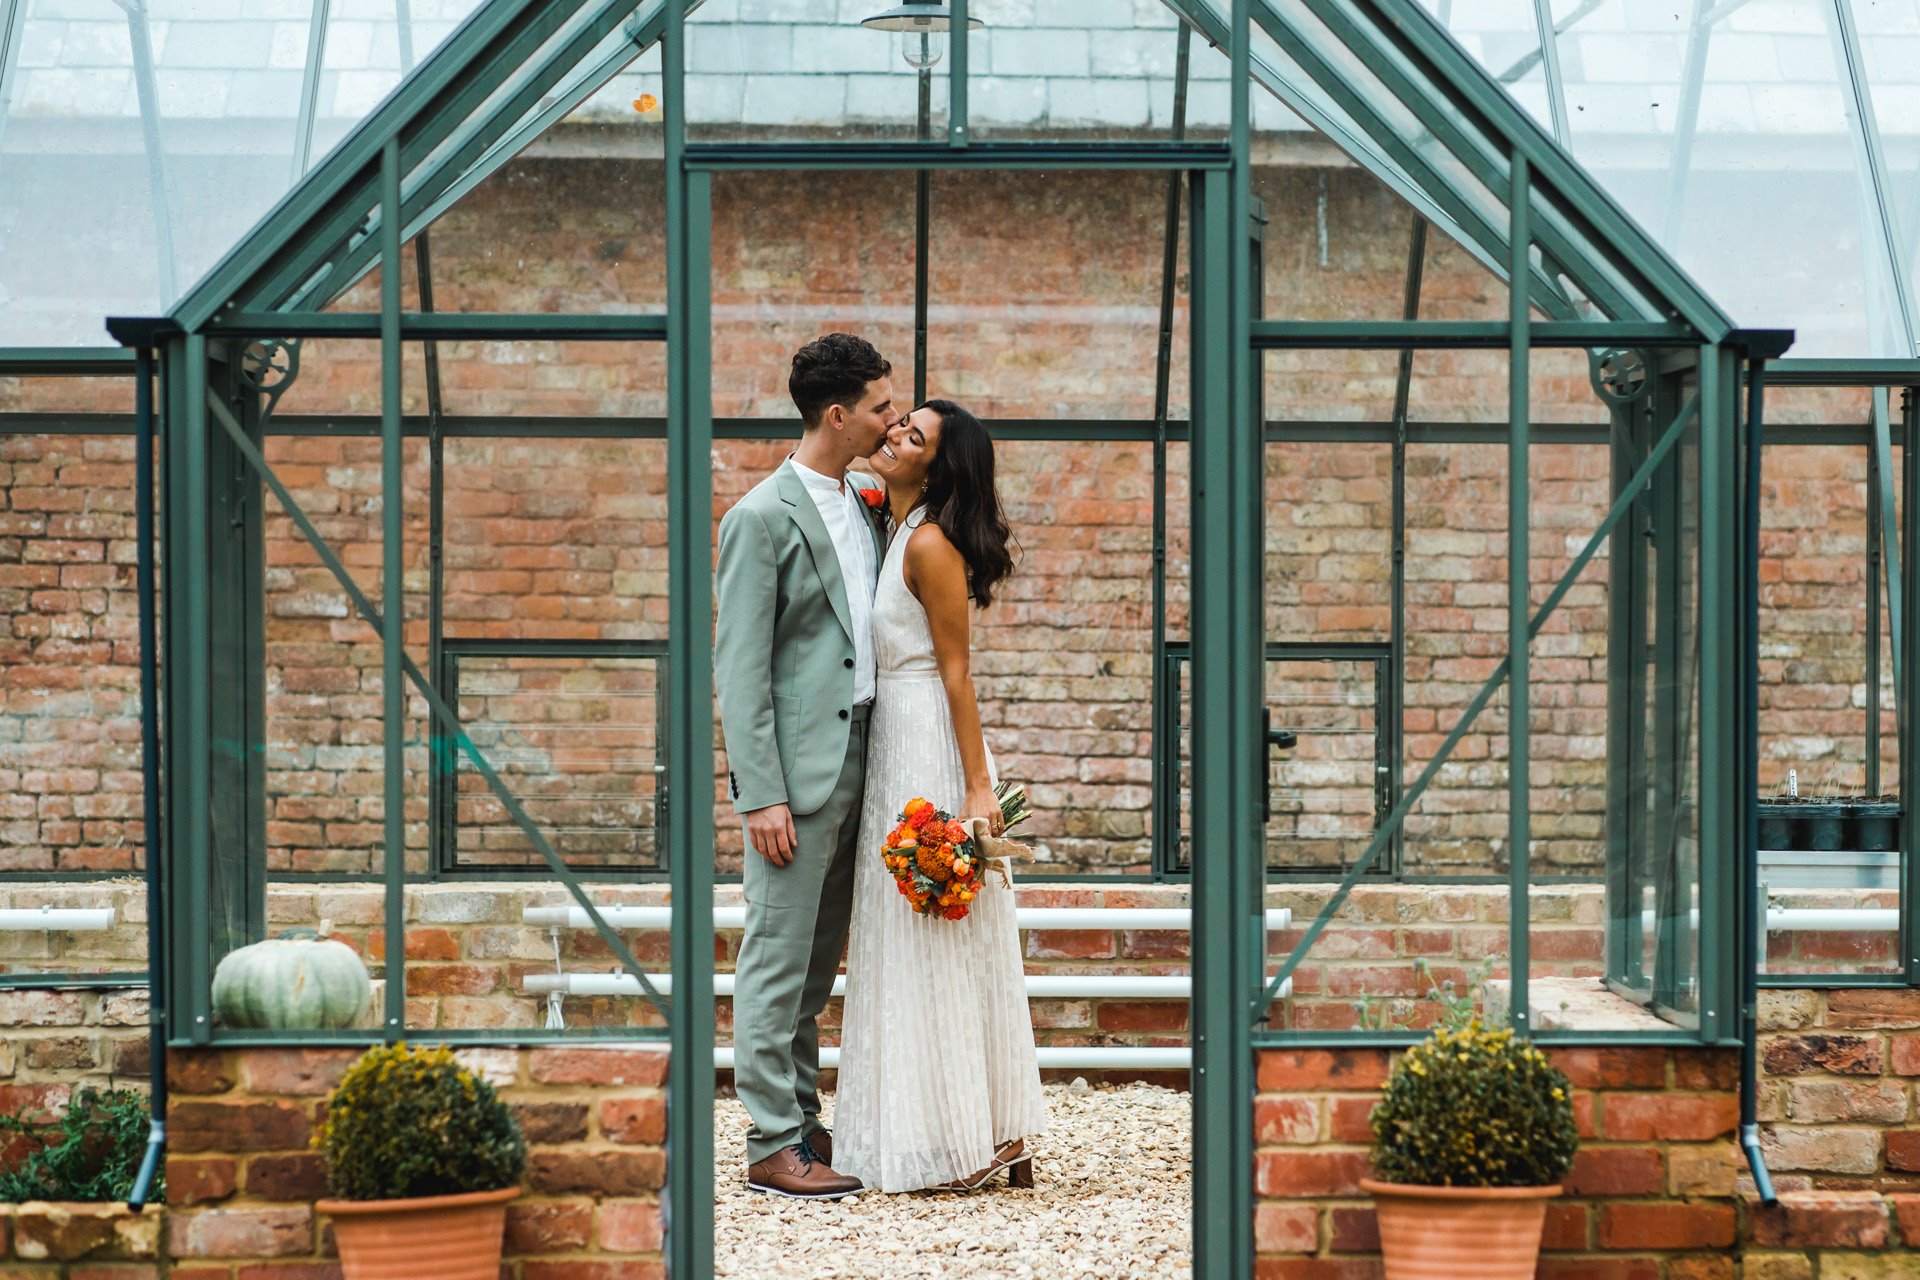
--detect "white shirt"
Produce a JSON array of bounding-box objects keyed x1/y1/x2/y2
[{"x1": 790, "y1": 458, "x2": 877, "y2": 705}]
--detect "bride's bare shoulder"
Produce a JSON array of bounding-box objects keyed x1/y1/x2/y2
[{"x1": 902, "y1": 517, "x2": 966, "y2": 597}]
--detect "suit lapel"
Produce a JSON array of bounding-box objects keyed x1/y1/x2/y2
[{"x1": 776, "y1": 461, "x2": 855, "y2": 645}]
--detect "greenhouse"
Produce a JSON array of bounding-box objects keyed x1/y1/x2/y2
[{"x1": 0, "y1": 0, "x2": 1916, "y2": 1276}]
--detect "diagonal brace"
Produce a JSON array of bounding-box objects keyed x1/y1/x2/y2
[
  {"x1": 204, "y1": 390, "x2": 672, "y2": 1021},
  {"x1": 1262, "y1": 389, "x2": 1702, "y2": 1009}
]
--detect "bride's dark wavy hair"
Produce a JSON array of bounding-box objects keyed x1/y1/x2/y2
[{"x1": 919, "y1": 398, "x2": 1015, "y2": 607}]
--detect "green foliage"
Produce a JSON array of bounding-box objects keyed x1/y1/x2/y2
[
  {"x1": 0, "y1": 1088, "x2": 157, "y2": 1203},
  {"x1": 314, "y1": 1043, "x2": 525, "y2": 1201},
  {"x1": 1352, "y1": 958, "x2": 1493, "y2": 1033},
  {"x1": 1370, "y1": 1021, "x2": 1578, "y2": 1188}
]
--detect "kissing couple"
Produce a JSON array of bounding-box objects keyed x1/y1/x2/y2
[{"x1": 715, "y1": 333, "x2": 1047, "y2": 1197}]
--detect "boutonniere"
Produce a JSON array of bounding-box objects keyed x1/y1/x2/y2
[{"x1": 858, "y1": 487, "x2": 886, "y2": 511}]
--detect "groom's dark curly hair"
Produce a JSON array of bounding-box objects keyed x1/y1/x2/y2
[{"x1": 789, "y1": 333, "x2": 892, "y2": 428}]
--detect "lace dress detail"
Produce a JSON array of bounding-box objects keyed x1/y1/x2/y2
[{"x1": 833, "y1": 508, "x2": 1048, "y2": 1192}]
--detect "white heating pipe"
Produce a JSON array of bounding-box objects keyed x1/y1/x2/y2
[
  {"x1": 0, "y1": 907, "x2": 117, "y2": 931},
  {"x1": 1766, "y1": 907, "x2": 1899, "y2": 932},
  {"x1": 524, "y1": 972, "x2": 1293, "y2": 999},
  {"x1": 1633, "y1": 906, "x2": 1899, "y2": 933},
  {"x1": 710, "y1": 1046, "x2": 1190, "y2": 1070},
  {"x1": 522, "y1": 905, "x2": 1292, "y2": 932}
]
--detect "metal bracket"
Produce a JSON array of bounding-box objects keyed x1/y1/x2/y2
[
  {"x1": 1590, "y1": 346, "x2": 1653, "y2": 404},
  {"x1": 237, "y1": 337, "x2": 302, "y2": 422}
]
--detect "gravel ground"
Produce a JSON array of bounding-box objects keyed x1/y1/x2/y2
[{"x1": 715, "y1": 1083, "x2": 1193, "y2": 1280}]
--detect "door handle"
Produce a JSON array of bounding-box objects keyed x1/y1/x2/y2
[{"x1": 1262, "y1": 707, "x2": 1298, "y2": 820}]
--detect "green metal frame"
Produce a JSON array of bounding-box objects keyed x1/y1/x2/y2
[{"x1": 6, "y1": 0, "x2": 1857, "y2": 1272}]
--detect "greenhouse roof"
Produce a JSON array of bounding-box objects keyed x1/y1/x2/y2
[{"x1": 4, "y1": 0, "x2": 1876, "y2": 355}]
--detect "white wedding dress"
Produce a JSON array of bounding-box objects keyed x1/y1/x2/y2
[{"x1": 834, "y1": 507, "x2": 1048, "y2": 1192}]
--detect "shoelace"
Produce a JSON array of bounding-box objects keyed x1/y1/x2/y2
[{"x1": 788, "y1": 1141, "x2": 816, "y2": 1168}]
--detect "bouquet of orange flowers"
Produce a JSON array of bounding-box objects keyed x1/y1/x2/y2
[{"x1": 881, "y1": 782, "x2": 1031, "y2": 921}]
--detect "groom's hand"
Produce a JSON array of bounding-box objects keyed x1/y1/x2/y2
[{"x1": 745, "y1": 802, "x2": 798, "y2": 867}]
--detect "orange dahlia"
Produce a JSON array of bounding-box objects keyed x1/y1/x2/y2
[{"x1": 915, "y1": 844, "x2": 952, "y2": 882}]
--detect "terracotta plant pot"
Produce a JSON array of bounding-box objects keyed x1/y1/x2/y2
[
  {"x1": 1361, "y1": 1178, "x2": 1561, "y2": 1280},
  {"x1": 318, "y1": 1186, "x2": 518, "y2": 1280}
]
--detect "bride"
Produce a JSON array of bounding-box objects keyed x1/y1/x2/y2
[{"x1": 832, "y1": 398, "x2": 1048, "y2": 1193}]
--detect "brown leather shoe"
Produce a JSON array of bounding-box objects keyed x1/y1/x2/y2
[
  {"x1": 803, "y1": 1128, "x2": 832, "y2": 1166},
  {"x1": 747, "y1": 1143, "x2": 863, "y2": 1200}
]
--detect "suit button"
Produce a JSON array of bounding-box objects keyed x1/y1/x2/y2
[
  {"x1": 844, "y1": 658, "x2": 854, "y2": 669},
  {"x1": 838, "y1": 709, "x2": 850, "y2": 720}
]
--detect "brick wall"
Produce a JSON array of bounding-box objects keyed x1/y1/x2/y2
[
  {"x1": 0, "y1": 1202, "x2": 162, "y2": 1277},
  {"x1": 0, "y1": 161, "x2": 1897, "y2": 882},
  {"x1": 1255, "y1": 1038, "x2": 1920, "y2": 1279},
  {"x1": 161, "y1": 1044, "x2": 666, "y2": 1280}
]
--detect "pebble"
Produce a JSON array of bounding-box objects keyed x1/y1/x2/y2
[{"x1": 715, "y1": 1083, "x2": 1192, "y2": 1279}]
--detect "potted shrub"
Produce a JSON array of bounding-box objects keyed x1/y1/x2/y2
[
  {"x1": 314, "y1": 1044, "x2": 525, "y2": 1280},
  {"x1": 1361, "y1": 1021, "x2": 1578, "y2": 1280}
]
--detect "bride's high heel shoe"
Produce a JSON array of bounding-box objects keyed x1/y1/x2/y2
[{"x1": 929, "y1": 1139, "x2": 1035, "y2": 1192}]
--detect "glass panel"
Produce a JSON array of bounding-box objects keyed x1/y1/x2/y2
[
  {"x1": 1265, "y1": 655, "x2": 1385, "y2": 871},
  {"x1": 1758, "y1": 435, "x2": 1904, "y2": 978},
  {"x1": 0, "y1": 0, "x2": 481, "y2": 346},
  {"x1": 446, "y1": 649, "x2": 663, "y2": 873},
  {"x1": 685, "y1": 0, "x2": 946, "y2": 143},
  {"x1": 925, "y1": 169, "x2": 1170, "y2": 420},
  {"x1": 1862, "y1": 0, "x2": 1920, "y2": 342},
  {"x1": 963, "y1": 0, "x2": 1184, "y2": 142},
  {"x1": 1433, "y1": 0, "x2": 1908, "y2": 355}
]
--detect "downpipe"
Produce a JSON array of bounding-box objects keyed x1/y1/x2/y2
[
  {"x1": 126, "y1": 341, "x2": 167, "y2": 1212},
  {"x1": 1741, "y1": 354, "x2": 1776, "y2": 1206}
]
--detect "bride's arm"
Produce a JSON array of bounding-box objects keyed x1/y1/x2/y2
[{"x1": 904, "y1": 521, "x2": 1002, "y2": 836}]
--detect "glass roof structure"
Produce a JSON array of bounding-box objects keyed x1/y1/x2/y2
[
  {"x1": 1433, "y1": 0, "x2": 1920, "y2": 359},
  {"x1": 5, "y1": 0, "x2": 1911, "y2": 356}
]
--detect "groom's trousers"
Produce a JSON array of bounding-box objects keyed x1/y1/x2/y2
[{"x1": 734, "y1": 704, "x2": 868, "y2": 1164}]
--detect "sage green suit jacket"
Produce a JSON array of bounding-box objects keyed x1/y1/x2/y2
[{"x1": 714, "y1": 460, "x2": 885, "y2": 818}]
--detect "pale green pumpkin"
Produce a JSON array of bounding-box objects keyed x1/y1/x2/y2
[{"x1": 211, "y1": 935, "x2": 371, "y2": 1029}]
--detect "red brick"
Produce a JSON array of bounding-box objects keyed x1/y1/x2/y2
[
  {"x1": 1536, "y1": 1257, "x2": 1660, "y2": 1280},
  {"x1": 1565, "y1": 1147, "x2": 1663, "y2": 1197},
  {"x1": 403, "y1": 964, "x2": 498, "y2": 996},
  {"x1": 600, "y1": 1095, "x2": 666, "y2": 1145},
  {"x1": 1891, "y1": 1033, "x2": 1920, "y2": 1076},
  {"x1": 244, "y1": 1153, "x2": 330, "y2": 1202},
  {"x1": 528, "y1": 1047, "x2": 668, "y2": 1087},
  {"x1": 367, "y1": 928, "x2": 461, "y2": 962},
  {"x1": 1253, "y1": 1261, "x2": 1382, "y2": 1280},
  {"x1": 1541, "y1": 1202, "x2": 1589, "y2": 1251},
  {"x1": 1749, "y1": 1190, "x2": 1890, "y2": 1249},
  {"x1": 1118, "y1": 929, "x2": 1189, "y2": 959},
  {"x1": 167, "y1": 1052, "x2": 237, "y2": 1096},
  {"x1": 1327, "y1": 1096, "x2": 1377, "y2": 1144},
  {"x1": 1327, "y1": 1206, "x2": 1379, "y2": 1253},
  {"x1": 1600, "y1": 1094, "x2": 1738, "y2": 1142},
  {"x1": 1671, "y1": 1049, "x2": 1740, "y2": 1091},
  {"x1": 528, "y1": 1149, "x2": 665, "y2": 1196},
  {"x1": 166, "y1": 1157, "x2": 237, "y2": 1206},
  {"x1": 504, "y1": 1199, "x2": 592, "y2": 1253},
  {"x1": 524, "y1": 1264, "x2": 664, "y2": 1280},
  {"x1": 1595, "y1": 1203, "x2": 1735, "y2": 1250},
  {"x1": 1024, "y1": 930, "x2": 1114, "y2": 960},
  {"x1": 239, "y1": 1049, "x2": 359, "y2": 1097},
  {"x1": 168, "y1": 1207, "x2": 313, "y2": 1259},
  {"x1": 1095, "y1": 1001, "x2": 1188, "y2": 1033},
  {"x1": 1253, "y1": 1204, "x2": 1317, "y2": 1254},
  {"x1": 1762, "y1": 1033, "x2": 1885, "y2": 1076},
  {"x1": 1549, "y1": 1048, "x2": 1666, "y2": 1090},
  {"x1": 1666, "y1": 1260, "x2": 1734, "y2": 1280},
  {"x1": 597, "y1": 1199, "x2": 663, "y2": 1253},
  {"x1": 512, "y1": 1102, "x2": 589, "y2": 1144},
  {"x1": 234, "y1": 1268, "x2": 343, "y2": 1280},
  {"x1": 1256, "y1": 1050, "x2": 1390, "y2": 1091},
  {"x1": 1254, "y1": 1097, "x2": 1319, "y2": 1145},
  {"x1": 1824, "y1": 988, "x2": 1920, "y2": 1029},
  {"x1": 67, "y1": 1268, "x2": 163, "y2": 1280},
  {"x1": 1254, "y1": 1150, "x2": 1369, "y2": 1198},
  {"x1": 1890, "y1": 1192, "x2": 1920, "y2": 1245},
  {"x1": 1886, "y1": 1129, "x2": 1920, "y2": 1171},
  {"x1": 169, "y1": 1101, "x2": 311, "y2": 1153}
]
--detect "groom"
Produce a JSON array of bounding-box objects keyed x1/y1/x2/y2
[{"x1": 715, "y1": 333, "x2": 897, "y2": 1198}]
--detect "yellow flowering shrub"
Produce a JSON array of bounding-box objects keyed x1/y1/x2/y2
[
  {"x1": 313, "y1": 1043, "x2": 525, "y2": 1201},
  {"x1": 1369, "y1": 1021, "x2": 1578, "y2": 1188}
]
